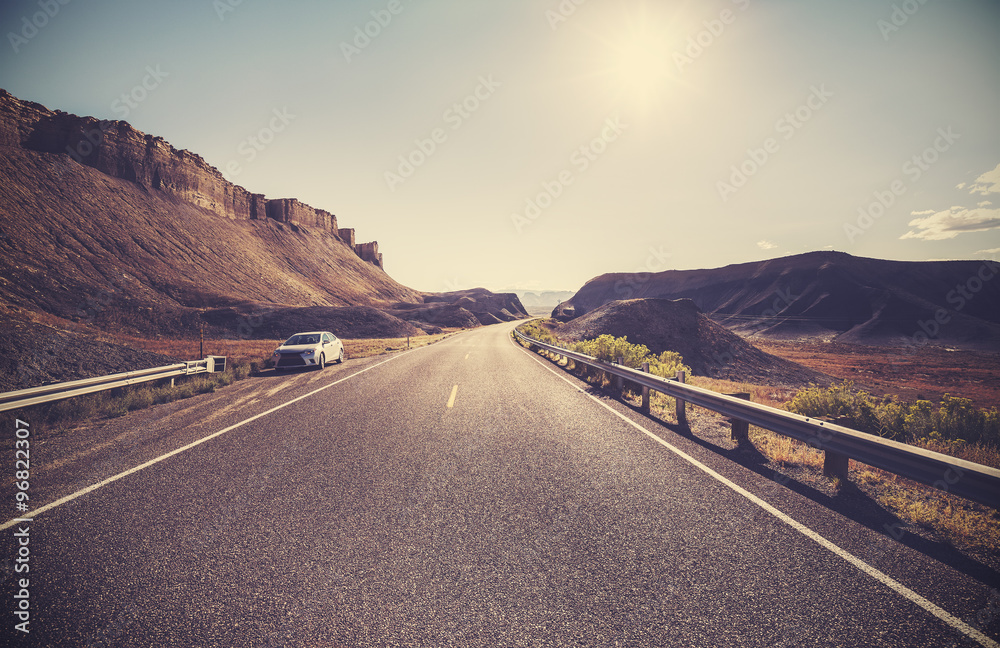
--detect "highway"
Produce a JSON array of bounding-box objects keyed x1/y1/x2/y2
[{"x1": 3, "y1": 321, "x2": 998, "y2": 647}]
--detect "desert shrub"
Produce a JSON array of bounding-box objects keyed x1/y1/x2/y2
[
  {"x1": 787, "y1": 382, "x2": 863, "y2": 420},
  {"x1": 516, "y1": 320, "x2": 559, "y2": 346},
  {"x1": 233, "y1": 360, "x2": 253, "y2": 380},
  {"x1": 44, "y1": 394, "x2": 100, "y2": 424},
  {"x1": 648, "y1": 350, "x2": 692, "y2": 380},
  {"x1": 788, "y1": 382, "x2": 1000, "y2": 447},
  {"x1": 517, "y1": 326, "x2": 693, "y2": 385},
  {"x1": 122, "y1": 387, "x2": 155, "y2": 412},
  {"x1": 101, "y1": 398, "x2": 129, "y2": 419},
  {"x1": 573, "y1": 334, "x2": 652, "y2": 368}
]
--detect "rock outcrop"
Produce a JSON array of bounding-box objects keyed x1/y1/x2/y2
[
  {"x1": 355, "y1": 241, "x2": 383, "y2": 269},
  {"x1": 0, "y1": 89, "x2": 383, "y2": 267}
]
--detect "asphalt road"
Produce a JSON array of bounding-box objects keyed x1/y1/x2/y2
[{"x1": 2, "y1": 321, "x2": 998, "y2": 647}]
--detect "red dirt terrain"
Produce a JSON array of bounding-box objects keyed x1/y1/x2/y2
[{"x1": 757, "y1": 340, "x2": 1000, "y2": 409}]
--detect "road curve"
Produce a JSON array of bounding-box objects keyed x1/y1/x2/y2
[{"x1": 2, "y1": 321, "x2": 998, "y2": 647}]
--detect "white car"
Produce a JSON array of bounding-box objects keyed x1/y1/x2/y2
[{"x1": 272, "y1": 331, "x2": 345, "y2": 371}]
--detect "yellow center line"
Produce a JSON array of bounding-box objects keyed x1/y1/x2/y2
[
  {"x1": 464, "y1": 353, "x2": 470, "y2": 360},
  {"x1": 446, "y1": 384, "x2": 458, "y2": 408}
]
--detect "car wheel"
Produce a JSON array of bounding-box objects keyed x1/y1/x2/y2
[
  {"x1": 338, "y1": 348, "x2": 344, "y2": 364},
  {"x1": 317, "y1": 353, "x2": 326, "y2": 370}
]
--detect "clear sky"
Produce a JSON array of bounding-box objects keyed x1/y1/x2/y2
[{"x1": 2, "y1": 0, "x2": 998, "y2": 293}]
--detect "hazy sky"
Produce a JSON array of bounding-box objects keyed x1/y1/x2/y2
[{"x1": 2, "y1": 0, "x2": 998, "y2": 293}]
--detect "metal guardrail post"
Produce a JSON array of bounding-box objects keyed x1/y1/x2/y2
[
  {"x1": 821, "y1": 416, "x2": 851, "y2": 479},
  {"x1": 728, "y1": 393, "x2": 751, "y2": 443},
  {"x1": 675, "y1": 370, "x2": 687, "y2": 428},
  {"x1": 641, "y1": 362, "x2": 650, "y2": 413},
  {"x1": 616, "y1": 356, "x2": 624, "y2": 394}
]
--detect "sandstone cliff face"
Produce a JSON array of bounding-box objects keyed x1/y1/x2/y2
[
  {"x1": 265, "y1": 198, "x2": 337, "y2": 232},
  {"x1": 355, "y1": 241, "x2": 383, "y2": 269},
  {"x1": 0, "y1": 89, "x2": 380, "y2": 266},
  {"x1": 0, "y1": 89, "x2": 529, "y2": 358}
]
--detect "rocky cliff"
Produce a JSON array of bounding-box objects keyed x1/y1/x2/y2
[
  {"x1": 0, "y1": 88, "x2": 526, "y2": 360},
  {"x1": 0, "y1": 89, "x2": 381, "y2": 267}
]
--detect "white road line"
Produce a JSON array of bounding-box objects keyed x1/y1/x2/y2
[
  {"x1": 1, "y1": 352, "x2": 410, "y2": 531},
  {"x1": 511, "y1": 335, "x2": 998, "y2": 648}
]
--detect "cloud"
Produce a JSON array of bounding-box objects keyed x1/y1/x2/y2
[
  {"x1": 757, "y1": 240, "x2": 777, "y2": 250},
  {"x1": 900, "y1": 206, "x2": 1000, "y2": 240},
  {"x1": 973, "y1": 247, "x2": 1000, "y2": 258},
  {"x1": 969, "y1": 162, "x2": 1000, "y2": 195}
]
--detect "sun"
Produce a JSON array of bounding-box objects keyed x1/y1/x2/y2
[
  {"x1": 585, "y1": 2, "x2": 683, "y2": 114},
  {"x1": 609, "y1": 23, "x2": 675, "y2": 105}
]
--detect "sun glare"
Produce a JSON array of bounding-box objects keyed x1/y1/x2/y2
[
  {"x1": 609, "y1": 24, "x2": 675, "y2": 107},
  {"x1": 580, "y1": 2, "x2": 682, "y2": 114}
]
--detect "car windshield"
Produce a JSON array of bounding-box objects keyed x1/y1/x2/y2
[{"x1": 285, "y1": 334, "x2": 319, "y2": 346}]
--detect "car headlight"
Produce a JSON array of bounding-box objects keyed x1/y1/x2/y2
[{"x1": 302, "y1": 350, "x2": 315, "y2": 356}]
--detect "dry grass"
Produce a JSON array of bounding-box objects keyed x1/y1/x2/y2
[
  {"x1": 688, "y1": 376, "x2": 799, "y2": 410},
  {"x1": 855, "y1": 467, "x2": 1000, "y2": 550},
  {"x1": 742, "y1": 401, "x2": 1000, "y2": 551},
  {"x1": 748, "y1": 426, "x2": 826, "y2": 471}
]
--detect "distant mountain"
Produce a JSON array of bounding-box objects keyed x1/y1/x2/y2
[
  {"x1": 514, "y1": 290, "x2": 577, "y2": 315},
  {"x1": 553, "y1": 251, "x2": 1000, "y2": 351}
]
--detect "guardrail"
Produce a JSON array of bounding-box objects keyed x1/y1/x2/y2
[
  {"x1": 514, "y1": 330, "x2": 1000, "y2": 510},
  {"x1": 0, "y1": 356, "x2": 227, "y2": 414}
]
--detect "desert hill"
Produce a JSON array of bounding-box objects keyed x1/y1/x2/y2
[
  {"x1": 0, "y1": 89, "x2": 525, "y2": 342},
  {"x1": 554, "y1": 251, "x2": 1000, "y2": 350},
  {"x1": 555, "y1": 298, "x2": 829, "y2": 385}
]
